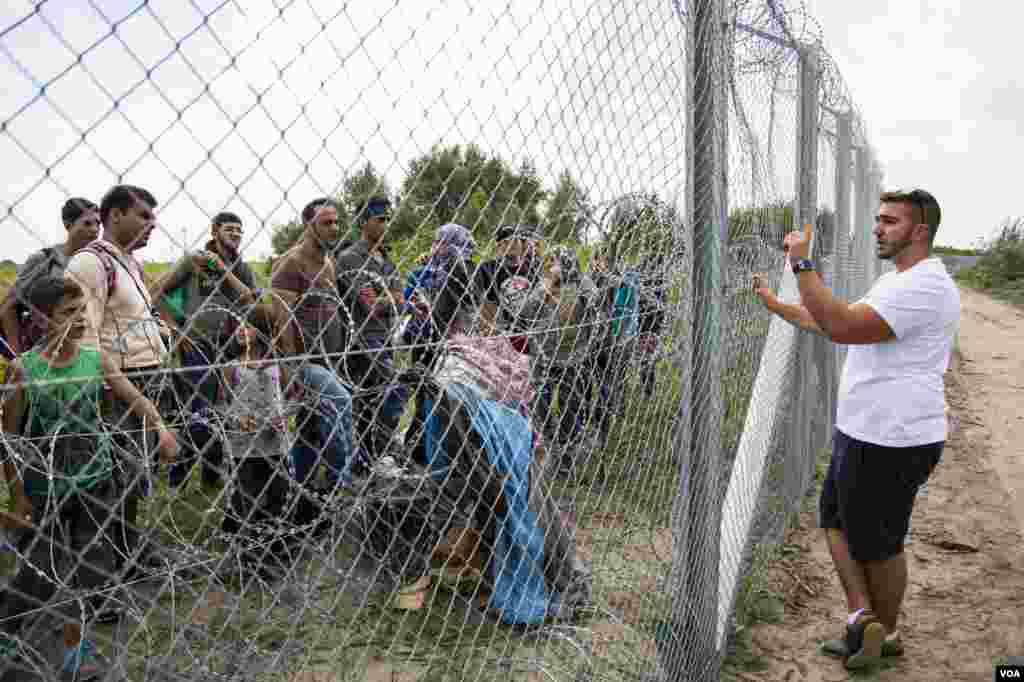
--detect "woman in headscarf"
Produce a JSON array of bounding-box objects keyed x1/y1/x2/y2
[{"x1": 401, "y1": 222, "x2": 476, "y2": 370}]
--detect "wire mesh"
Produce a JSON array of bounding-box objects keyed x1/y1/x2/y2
[{"x1": 0, "y1": 1, "x2": 883, "y2": 680}]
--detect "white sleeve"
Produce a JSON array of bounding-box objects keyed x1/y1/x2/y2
[{"x1": 860, "y1": 272, "x2": 949, "y2": 340}]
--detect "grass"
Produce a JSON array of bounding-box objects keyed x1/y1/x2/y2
[
  {"x1": 719, "y1": 444, "x2": 832, "y2": 680},
  {"x1": 954, "y1": 221, "x2": 1024, "y2": 306},
  {"x1": 0, "y1": 256, "x2": 811, "y2": 680},
  {"x1": 30, "y1": 348, "x2": 686, "y2": 681}
]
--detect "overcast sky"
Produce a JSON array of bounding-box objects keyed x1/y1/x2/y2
[
  {"x1": 0, "y1": 0, "x2": 1007, "y2": 263},
  {"x1": 804, "y1": 0, "x2": 1010, "y2": 249}
]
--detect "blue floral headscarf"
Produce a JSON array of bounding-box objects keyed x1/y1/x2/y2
[{"x1": 422, "y1": 223, "x2": 475, "y2": 290}]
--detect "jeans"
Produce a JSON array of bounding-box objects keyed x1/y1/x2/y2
[{"x1": 289, "y1": 363, "x2": 357, "y2": 487}]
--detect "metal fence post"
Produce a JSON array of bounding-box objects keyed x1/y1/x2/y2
[
  {"x1": 833, "y1": 112, "x2": 853, "y2": 378},
  {"x1": 794, "y1": 45, "x2": 820, "y2": 232},
  {"x1": 666, "y1": 0, "x2": 724, "y2": 678},
  {"x1": 790, "y1": 41, "x2": 821, "y2": 502},
  {"x1": 853, "y1": 145, "x2": 871, "y2": 298}
]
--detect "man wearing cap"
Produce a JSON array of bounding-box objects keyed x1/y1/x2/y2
[
  {"x1": 475, "y1": 224, "x2": 544, "y2": 352},
  {"x1": 335, "y1": 196, "x2": 409, "y2": 465},
  {"x1": 754, "y1": 189, "x2": 959, "y2": 669},
  {"x1": 152, "y1": 211, "x2": 260, "y2": 489},
  {"x1": 1, "y1": 198, "x2": 101, "y2": 357}
]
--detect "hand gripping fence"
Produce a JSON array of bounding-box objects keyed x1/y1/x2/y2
[{"x1": 0, "y1": 1, "x2": 885, "y2": 679}]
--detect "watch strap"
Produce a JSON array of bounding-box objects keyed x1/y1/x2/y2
[{"x1": 791, "y1": 258, "x2": 815, "y2": 274}]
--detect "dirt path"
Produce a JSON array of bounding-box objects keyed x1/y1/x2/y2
[{"x1": 742, "y1": 287, "x2": 1024, "y2": 681}]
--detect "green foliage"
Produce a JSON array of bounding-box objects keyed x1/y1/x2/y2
[
  {"x1": 933, "y1": 244, "x2": 979, "y2": 256},
  {"x1": 727, "y1": 200, "x2": 836, "y2": 255},
  {"x1": 956, "y1": 217, "x2": 1024, "y2": 305},
  {"x1": 395, "y1": 143, "x2": 547, "y2": 245},
  {"x1": 728, "y1": 200, "x2": 791, "y2": 246},
  {"x1": 598, "y1": 192, "x2": 681, "y2": 266},
  {"x1": 268, "y1": 161, "x2": 395, "y2": 256},
  {"x1": 542, "y1": 170, "x2": 595, "y2": 243},
  {"x1": 270, "y1": 221, "x2": 305, "y2": 257}
]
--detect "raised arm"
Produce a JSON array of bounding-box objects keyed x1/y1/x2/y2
[
  {"x1": 208, "y1": 253, "x2": 258, "y2": 305},
  {"x1": 753, "y1": 274, "x2": 826, "y2": 337}
]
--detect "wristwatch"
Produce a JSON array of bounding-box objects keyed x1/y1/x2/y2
[{"x1": 791, "y1": 258, "x2": 815, "y2": 275}]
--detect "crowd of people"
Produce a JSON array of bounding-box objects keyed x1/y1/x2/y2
[{"x1": 0, "y1": 184, "x2": 668, "y2": 679}]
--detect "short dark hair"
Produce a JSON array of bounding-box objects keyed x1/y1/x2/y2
[
  {"x1": 99, "y1": 185, "x2": 158, "y2": 225},
  {"x1": 61, "y1": 198, "x2": 99, "y2": 228},
  {"x1": 880, "y1": 189, "x2": 941, "y2": 243},
  {"x1": 353, "y1": 196, "x2": 392, "y2": 224},
  {"x1": 301, "y1": 198, "x2": 340, "y2": 225},
  {"x1": 212, "y1": 211, "x2": 242, "y2": 227},
  {"x1": 26, "y1": 276, "x2": 83, "y2": 321}
]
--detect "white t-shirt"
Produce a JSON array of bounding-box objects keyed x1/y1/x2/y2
[
  {"x1": 836, "y1": 257, "x2": 960, "y2": 447},
  {"x1": 66, "y1": 240, "x2": 167, "y2": 369}
]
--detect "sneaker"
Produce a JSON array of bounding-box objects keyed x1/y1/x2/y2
[
  {"x1": 844, "y1": 610, "x2": 885, "y2": 670},
  {"x1": 822, "y1": 628, "x2": 904, "y2": 659},
  {"x1": 820, "y1": 636, "x2": 848, "y2": 658},
  {"x1": 60, "y1": 639, "x2": 106, "y2": 681}
]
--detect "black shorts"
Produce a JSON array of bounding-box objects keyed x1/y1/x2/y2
[{"x1": 820, "y1": 429, "x2": 943, "y2": 562}]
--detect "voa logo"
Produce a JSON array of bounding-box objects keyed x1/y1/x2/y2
[{"x1": 999, "y1": 669, "x2": 1022, "y2": 679}]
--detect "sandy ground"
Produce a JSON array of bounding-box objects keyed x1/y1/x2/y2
[{"x1": 744, "y1": 287, "x2": 1024, "y2": 681}]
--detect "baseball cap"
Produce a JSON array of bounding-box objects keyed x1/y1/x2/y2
[{"x1": 495, "y1": 224, "x2": 541, "y2": 243}]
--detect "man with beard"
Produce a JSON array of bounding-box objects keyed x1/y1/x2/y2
[
  {"x1": 1, "y1": 198, "x2": 101, "y2": 358},
  {"x1": 270, "y1": 198, "x2": 361, "y2": 490},
  {"x1": 335, "y1": 196, "x2": 409, "y2": 465},
  {"x1": 754, "y1": 190, "x2": 959, "y2": 669},
  {"x1": 65, "y1": 184, "x2": 171, "y2": 580},
  {"x1": 475, "y1": 224, "x2": 543, "y2": 352},
  {"x1": 152, "y1": 211, "x2": 259, "y2": 490}
]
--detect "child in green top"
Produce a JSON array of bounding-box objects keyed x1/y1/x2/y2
[{"x1": 0, "y1": 275, "x2": 178, "y2": 681}]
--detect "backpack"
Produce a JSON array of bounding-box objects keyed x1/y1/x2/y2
[
  {"x1": 78, "y1": 242, "x2": 122, "y2": 296},
  {"x1": 1, "y1": 247, "x2": 68, "y2": 359},
  {"x1": 1, "y1": 244, "x2": 137, "y2": 360}
]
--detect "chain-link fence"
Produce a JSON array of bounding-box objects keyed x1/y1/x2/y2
[{"x1": 0, "y1": 1, "x2": 884, "y2": 680}]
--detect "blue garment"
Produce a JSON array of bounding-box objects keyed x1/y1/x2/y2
[
  {"x1": 289, "y1": 363, "x2": 357, "y2": 486},
  {"x1": 611, "y1": 270, "x2": 641, "y2": 339},
  {"x1": 424, "y1": 382, "x2": 557, "y2": 625},
  {"x1": 402, "y1": 267, "x2": 437, "y2": 346}
]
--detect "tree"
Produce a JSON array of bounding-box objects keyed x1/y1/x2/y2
[
  {"x1": 342, "y1": 161, "x2": 391, "y2": 215},
  {"x1": 269, "y1": 162, "x2": 396, "y2": 257},
  {"x1": 543, "y1": 171, "x2": 595, "y2": 244},
  {"x1": 396, "y1": 143, "x2": 548, "y2": 245},
  {"x1": 598, "y1": 192, "x2": 681, "y2": 266},
  {"x1": 270, "y1": 221, "x2": 304, "y2": 257}
]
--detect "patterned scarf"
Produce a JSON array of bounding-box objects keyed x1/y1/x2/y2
[{"x1": 421, "y1": 223, "x2": 475, "y2": 291}]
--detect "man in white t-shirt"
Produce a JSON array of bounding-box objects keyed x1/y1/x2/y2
[{"x1": 754, "y1": 189, "x2": 959, "y2": 669}]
